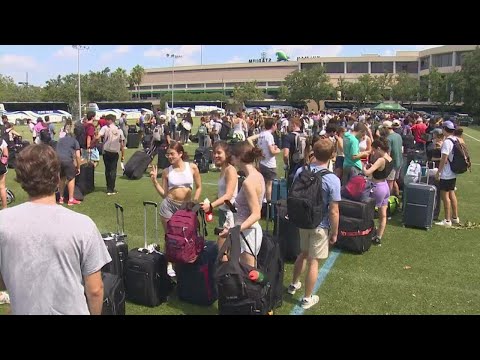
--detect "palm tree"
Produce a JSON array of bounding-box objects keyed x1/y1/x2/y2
[{"x1": 130, "y1": 65, "x2": 145, "y2": 100}]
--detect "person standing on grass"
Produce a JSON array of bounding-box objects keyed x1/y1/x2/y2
[
  {"x1": 217, "y1": 141, "x2": 264, "y2": 266},
  {"x1": 149, "y1": 141, "x2": 202, "y2": 277},
  {"x1": 435, "y1": 121, "x2": 461, "y2": 227},
  {"x1": 96, "y1": 114, "x2": 125, "y2": 195},
  {"x1": 342, "y1": 122, "x2": 368, "y2": 186},
  {"x1": 287, "y1": 138, "x2": 340, "y2": 310},
  {"x1": 0, "y1": 144, "x2": 111, "y2": 314},
  {"x1": 55, "y1": 126, "x2": 82, "y2": 206},
  {"x1": 201, "y1": 141, "x2": 238, "y2": 229},
  {"x1": 362, "y1": 138, "x2": 393, "y2": 246}
]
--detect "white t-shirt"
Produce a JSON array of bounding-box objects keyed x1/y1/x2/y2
[
  {"x1": 258, "y1": 130, "x2": 276, "y2": 168},
  {"x1": 440, "y1": 135, "x2": 457, "y2": 180}
]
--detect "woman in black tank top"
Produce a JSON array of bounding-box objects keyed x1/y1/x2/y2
[{"x1": 362, "y1": 137, "x2": 393, "y2": 245}]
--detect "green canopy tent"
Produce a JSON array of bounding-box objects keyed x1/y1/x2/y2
[{"x1": 373, "y1": 102, "x2": 407, "y2": 111}]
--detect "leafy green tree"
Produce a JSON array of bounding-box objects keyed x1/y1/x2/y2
[
  {"x1": 459, "y1": 47, "x2": 480, "y2": 116},
  {"x1": 232, "y1": 81, "x2": 264, "y2": 105},
  {"x1": 130, "y1": 65, "x2": 145, "y2": 100},
  {"x1": 335, "y1": 77, "x2": 352, "y2": 101},
  {"x1": 277, "y1": 85, "x2": 289, "y2": 100},
  {"x1": 349, "y1": 74, "x2": 382, "y2": 106},
  {"x1": 392, "y1": 72, "x2": 420, "y2": 110},
  {"x1": 427, "y1": 67, "x2": 462, "y2": 114},
  {"x1": 376, "y1": 73, "x2": 394, "y2": 100},
  {"x1": 284, "y1": 65, "x2": 335, "y2": 109}
]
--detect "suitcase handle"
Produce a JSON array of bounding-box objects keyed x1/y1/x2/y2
[
  {"x1": 114, "y1": 203, "x2": 125, "y2": 236},
  {"x1": 143, "y1": 201, "x2": 159, "y2": 249}
]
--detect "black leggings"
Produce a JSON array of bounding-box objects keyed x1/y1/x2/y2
[{"x1": 103, "y1": 151, "x2": 119, "y2": 193}]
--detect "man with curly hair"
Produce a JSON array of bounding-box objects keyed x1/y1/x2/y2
[{"x1": 0, "y1": 144, "x2": 111, "y2": 314}]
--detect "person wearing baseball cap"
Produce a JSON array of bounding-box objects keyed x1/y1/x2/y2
[{"x1": 434, "y1": 120, "x2": 460, "y2": 227}]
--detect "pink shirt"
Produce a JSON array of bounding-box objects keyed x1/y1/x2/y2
[{"x1": 34, "y1": 122, "x2": 47, "y2": 133}]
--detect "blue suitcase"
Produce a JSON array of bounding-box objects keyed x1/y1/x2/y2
[{"x1": 270, "y1": 178, "x2": 288, "y2": 219}]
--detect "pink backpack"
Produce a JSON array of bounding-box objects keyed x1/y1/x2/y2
[
  {"x1": 342, "y1": 175, "x2": 372, "y2": 202},
  {"x1": 165, "y1": 204, "x2": 206, "y2": 264}
]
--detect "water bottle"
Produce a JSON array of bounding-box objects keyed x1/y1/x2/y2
[
  {"x1": 203, "y1": 198, "x2": 214, "y2": 222},
  {"x1": 248, "y1": 270, "x2": 266, "y2": 284}
]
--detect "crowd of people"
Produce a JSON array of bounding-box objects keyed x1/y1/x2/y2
[{"x1": 0, "y1": 106, "x2": 470, "y2": 314}]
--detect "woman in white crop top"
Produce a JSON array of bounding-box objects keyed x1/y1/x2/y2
[
  {"x1": 201, "y1": 141, "x2": 238, "y2": 229},
  {"x1": 150, "y1": 141, "x2": 202, "y2": 233}
]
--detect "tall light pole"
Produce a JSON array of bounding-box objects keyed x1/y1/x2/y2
[
  {"x1": 18, "y1": 72, "x2": 29, "y2": 87},
  {"x1": 166, "y1": 54, "x2": 182, "y2": 111},
  {"x1": 72, "y1": 45, "x2": 89, "y2": 121}
]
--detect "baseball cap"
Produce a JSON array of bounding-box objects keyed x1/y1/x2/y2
[
  {"x1": 382, "y1": 120, "x2": 393, "y2": 128},
  {"x1": 392, "y1": 119, "x2": 401, "y2": 127},
  {"x1": 159, "y1": 115, "x2": 166, "y2": 120},
  {"x1": 442, "y1": 120, "x2": 455, "y2": 130}
]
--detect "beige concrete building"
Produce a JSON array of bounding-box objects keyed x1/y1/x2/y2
[{"x1": 133, "y1": 45, "x2": 478, "y2": 102}]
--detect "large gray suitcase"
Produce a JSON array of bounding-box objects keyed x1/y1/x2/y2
[{"x1": 403, "y1": 181, "x2": 436, "y2": 230}]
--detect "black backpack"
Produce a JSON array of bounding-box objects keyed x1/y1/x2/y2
[
  {"x1": 447, "y1": 138, "x2": 471, "y2": 174},
  {"x1": 287, "y1": 166, "x2": 331, "y2": 229},
  {"x1": 74, "y1": 121, "x2": 87, "y2": 149},
  {"x1": 216, "y1": 226, "x2": 270, "y2": 315},
  {"x1": 216, "y1": 121, "x2": 231, "y2": 141}
]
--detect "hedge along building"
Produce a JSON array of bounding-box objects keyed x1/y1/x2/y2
[{"x1": 133, "y1": 45, "x2": 478, "y2": 110}]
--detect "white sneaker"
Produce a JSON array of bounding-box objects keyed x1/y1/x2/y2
[
  {"x1": 435, "y1": 219, "x2": 452, "y2": 227},
  {"x1": 287, "y1": 281, "x2": 302, "y2": 295},
  {"x1": 452, "y1": 217, "x2": 460, "y2": 224},
  {"x1": 167, "y1": 264, "x2": 176, "y2": 277},
  {"x1": 301, "y1": 295, "x2": 319, "y2": 309}
]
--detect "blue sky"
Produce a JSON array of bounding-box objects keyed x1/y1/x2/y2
[{"x1": 0, "y1": 45, "x2": 441, "y2": 86}]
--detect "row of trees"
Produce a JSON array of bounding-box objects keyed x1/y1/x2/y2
[{"x1": 0, "y1": 65, "x2": 146, "y2": 116}]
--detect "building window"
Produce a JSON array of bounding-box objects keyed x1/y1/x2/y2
[
  {"x1": 206, "y1": 83, "x2": 224, "y2": 88},
  {"x1": 371, "y1": 62, "x2": 394, "y2": 73},
  {"x1": 256, "y1": 82, "x2": 267, "y2": 86},
  {"x1": 456, "y1": 51, "x2": 472, "y2": 66},
  {"x1": 324, "y1": 62, "x2": 345, "y2": 73},
  {"x1": 346, "y1": 62, "x2": 368, "y2": 73},
  {"x1": 186, "y1": 83, "x2": 204, "y2": 88},
  {"x1": 420, "y1": 57, "x2": 429, "y2": 70},
  {"x1": 301, "y1": 63, "x2": 322, "y2": 71},
  {"x1": 268, "y1": 81, "x2": 282, "y2": 87},
  {"x1": 152, "y1": 85, "x2": 168, "y2": 89},
  {"x1": 431, "y1": 53, "x2": 453, "y2": 67},
  {"x1": 173, "y1": 84, "x2": 186, "y2": 89},
  {"x1": 139, "y1": 85, "x2": 152, "y2": 90},
  {"x1": 395, "y1": 61, "x2": 418, "y2": 73}
]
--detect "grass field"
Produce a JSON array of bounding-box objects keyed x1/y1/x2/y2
[{"x1": 1, "y1": 120, "x2": 480, "y2": 315}]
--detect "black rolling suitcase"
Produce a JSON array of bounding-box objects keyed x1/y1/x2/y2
[
  {"x1": 76, "y1": 153, "x2": 95, "y2": 194},
  {"x1": 338, "y1": 197, "x2": 376, "y2": 225},
  {"x1": 101, "y1": 272, "x2": 126, "y2": 315},
  {"x1": 124, "y1": 147, "x2": 155, "y2": 180},
  {"x1": 336, "y1": 216, "x2": 375, "y2": 254},
  {"x1": 125, "y1": 201, "x2": 173, "y2": 307},
  {"x1": 194, "y1": 147, "x2": 210, "y2": 173},
  {"x1": 127, "y1": 133, "x2": 140, "y2": 148},
  {"x1": 273, "y1": 199, "x2": 300, "y2": 262},
  {"x1": 258, "y1": 202, "x2": 284, "y2": 311},
  {"x1": 175, "y1": 241, "x2": 218, "y2": 306},
  {"x1": 55, "y1": 185, "x2": 84, "y2": 202},
  {"x1": 102, "y1": 203, "x2": 128, "y2": 278}
]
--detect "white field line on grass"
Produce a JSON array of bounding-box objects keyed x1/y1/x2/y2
[{"x1": 463, "y1": 132, "x2": 480, "y2": 143}]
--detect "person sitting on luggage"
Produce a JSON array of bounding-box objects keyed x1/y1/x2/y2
[
  {"x1": 201, "y1": 141, "x2": 238, "y2": 229},
  {"x1": 362, "y1": 138, "x2": 393, "y2": 245},
  {"x1": 55, "y1": 125, "x2": 82, "y2": 206},
  {"x1": 0, "y1": 144, "x2": 111, "y2": 314},
  {"x1": 149, "y1": 141, "x2": 202, "y2": 233},
  {"x1": 217, "y1": 141, "x2": 265, "y2": 267},
  {"x1": 0, "y1": 137, "x2": 9, "y2": 209},
  {"x1": 287, "y1": 138, "x2": 340, "y2": 310}
]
